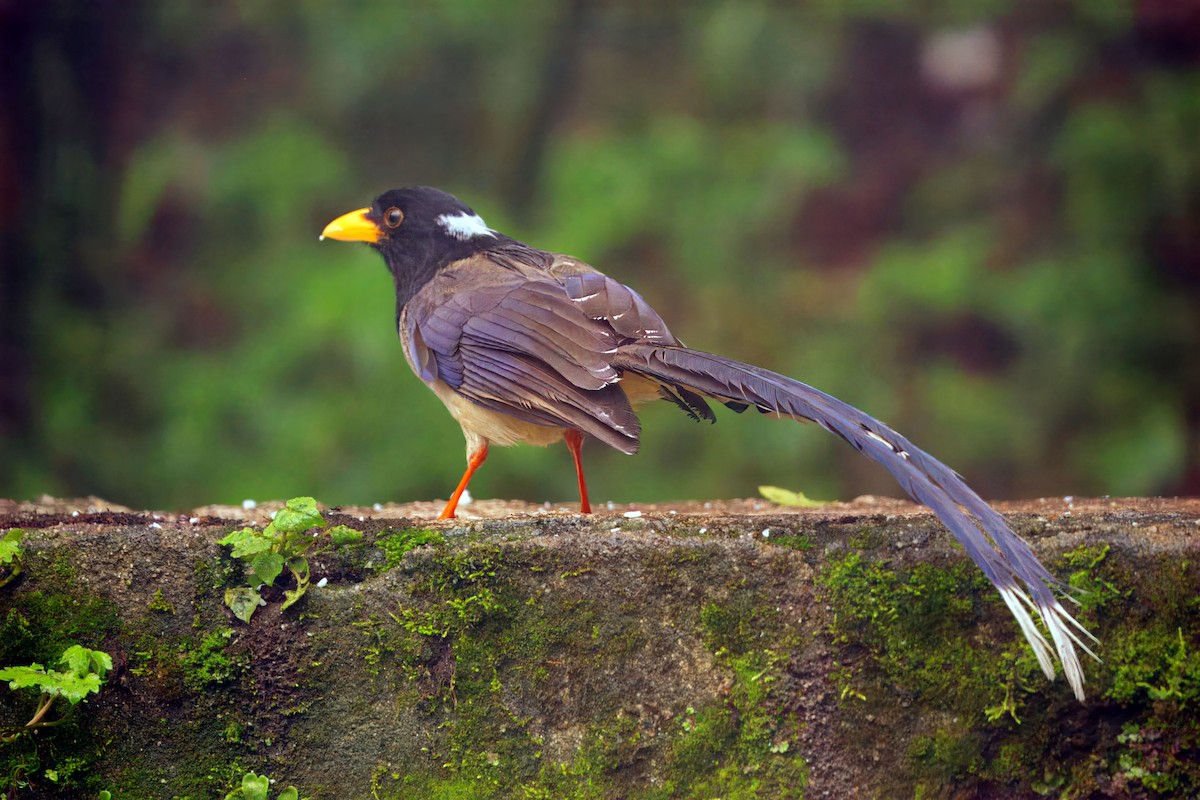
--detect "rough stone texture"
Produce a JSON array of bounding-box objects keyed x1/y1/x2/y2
[{"x1": 1, "y1": 495, "x2": 1198, "y2": 799}]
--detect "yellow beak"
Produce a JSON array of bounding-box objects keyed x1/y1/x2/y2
[{"x1": 320, "y1": 207, "x2": 381, "y2": 243}]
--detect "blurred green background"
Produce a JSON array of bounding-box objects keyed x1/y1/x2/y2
[{"x1": 1, "y1": 1, "x2": 1198, "y2": 511}]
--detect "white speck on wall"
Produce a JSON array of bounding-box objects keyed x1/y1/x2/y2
[
  {"x1": 623, "y1": 510, "x2": 642, "y2": 518},
  {"x1": 242, "y1": 499, "x2": 257, "y2": 510}
]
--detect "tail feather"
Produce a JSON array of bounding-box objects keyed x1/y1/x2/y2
[{"x1": 613, "y1": 343, "x2": 1098, "y2": 701}]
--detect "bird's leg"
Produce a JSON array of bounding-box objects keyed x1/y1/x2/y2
[
  {"x1": 564, "y1": 430, "x2": 591, "y2": 514},
  {"x1": 439, "y1": 443, "x2": 488, "y2": 520}
]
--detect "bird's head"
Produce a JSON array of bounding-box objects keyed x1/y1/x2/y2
[{"x1": 321, "y1": 186, "x2": 499, "y2": 278}]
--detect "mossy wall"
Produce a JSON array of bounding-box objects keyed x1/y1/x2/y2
[{"x1": 1, "y1": 498, "x2": 1198, "y2": 798}]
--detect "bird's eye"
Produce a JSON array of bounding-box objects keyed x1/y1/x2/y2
[{"x1": 384, "y1": 207, "x2": 404, "y2": 228}]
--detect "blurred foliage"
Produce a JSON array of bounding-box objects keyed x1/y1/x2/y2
[{"x1": 1, "y1": 0, "x2": 1198, "y2": 509}]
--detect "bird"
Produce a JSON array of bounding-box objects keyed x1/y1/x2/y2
[{"x1": 321, "y1": 185, "x2": 1098, "y2": 700}]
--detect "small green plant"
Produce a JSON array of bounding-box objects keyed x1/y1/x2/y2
[
  {"x1": 0, "y1": 645, "x2": 112, "y2": 742},
  {"x1": 219, "y1": 497, "x2": 362, "y2": 623},
  {"x1": 224, "y1": 771, "x2": 304, "y2": 800},
  {"x1": 0, "y1": 528, "x2": 24, "y2": 588}
]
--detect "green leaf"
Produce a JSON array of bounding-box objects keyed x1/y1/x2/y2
[
  {"x1": 98, "y1": 792, "x2": 113, "y2": 800},
  {"x1": 225, "y1": 587, "x2": 265, "y2": 624},
  {"x1": 251, "y1": 552, "x2": 285, "y2": 587},
  {"x1": 0, "y1": 664, "x2": 102, "y2": 704},
  {"x1": 0, "y1": 528, "x2": 23, "y2": 563},
  {"x1": 0, "y1": 529, "x2": 23, "y2": 588},
  {"x1": 219, "y1": 527, "x2": 276, "y2": 558},
  {"x1": 0, "y1": 662, "x2": 44, "y2": 681},
  {"x1": 758, "y1": 485, "x2": 826, "y2": 508},
  {"x1": 59, "y1": 645, "x2": 112, "y2": 679},
  {"x1": 277, "y1": 787, "x2": 299, "y2": 800},
  {"x1": 270, "y1": 497, "x2": 324, "y2": 534},
  {"x1": 327, "y1": 525, "x2": 363, "y2": 546},
  {"x1": 240, "y1": 772, "x2": 270, "y2": 800}
]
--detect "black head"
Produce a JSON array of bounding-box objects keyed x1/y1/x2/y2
[{"x1": 322, "y1": 186, "x2": 505, "y2": 307}]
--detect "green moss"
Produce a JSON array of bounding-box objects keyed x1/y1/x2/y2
[
  {"x1": 148, "y1": 587, "x2": 176, "y2": 614},
  {"x1": 103, "y1": 741, "x2": 249, "y2": 800},
  {"x1": 908, "y1": 727, "x2": 984, "y2": 788},
  {"x1": 181, "y1": 628, "x2": 238, "y2": 691},
  {"x1": 361, "y1": 540, "x2": 810, "y2": 799},
  {"x1": 222, "y1": 720, "x2": 246, "y2": 744},
  {"x1": 1106, "y1": 626, "x2": 1198, "y2": 706},
  {"x1": 817, "y1": 550, "x2": 1050, "y2": 790},
  {"x1": 650, "y1": 652, "x2": 809, "y2": 799},
  {"x1": 769, "y1": 533, "x2": 815, "y2": 551},
  {"x1": 643, "y1": 545, "x2": 722, "y2": 590},
  {"x1": 699, "y1": 591, "x2": 779, "y2": 656},
  {"x1": 817, "y1": 533, "x2": 1200, "y2": 796},
  {"x1": 47, "y1": 549, "x2": 77, "y2": 580},
  {"x1": 1102, "y1": 623, "x2": 1200, "y2": 795},
  {"x1": 392, "y1": 544, "x2": 509, "y2": 640},
  {"x1": 1, "y1": 723, "x2": 110, "y2": 796},
  {"x1": 376, "y1": 529, "x2": 446, "y2": 572},
  {"x1": 1114, "y1": 719, "x2": 1200, "y2": 795},
  {"x1": 668, "y1": 704, "x2": 738, "y2": 780},
  {"x1": 1060, "y1": 543, "x2": 1126, "y2": 619},
  {"x1": 193, "y1": 549, "x2": 245, "y2": 608},
  {"x1": 818, "y1": 551, "x2": 1019, "y2": 713},
  {"x1": 847, "y1": 526, "x2": 889, "y2": 550}
]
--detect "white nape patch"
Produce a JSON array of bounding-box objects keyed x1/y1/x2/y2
[{"x1": 437, "y1": 211, "x2": 496, "y2": 241}]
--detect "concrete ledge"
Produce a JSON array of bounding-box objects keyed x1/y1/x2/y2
[{"x1": 1, "y1": 496, "x2": 1197, "y2": 798}]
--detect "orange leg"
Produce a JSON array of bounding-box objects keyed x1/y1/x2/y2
[
  {"x1": 564, "y1": 430, "x2": 591, "y2": 514},
  {"x1": 439, "y1": 443, "x2": 488, "y2": 520}
]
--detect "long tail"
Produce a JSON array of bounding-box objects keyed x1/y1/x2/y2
[{"x1": 613, "y1": 343, "x2": 1099, "y2": 700}]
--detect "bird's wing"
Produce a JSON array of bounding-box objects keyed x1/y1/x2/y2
[
  {"x1": 550, "y1": 258, "x2": 718, "y2": 422},
  {"x1": 402, "y1": 256, "x2": 641, "y2": 452},
  {"x1": 548, "y1": 258, "x2": 679, "y2": 344}
]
